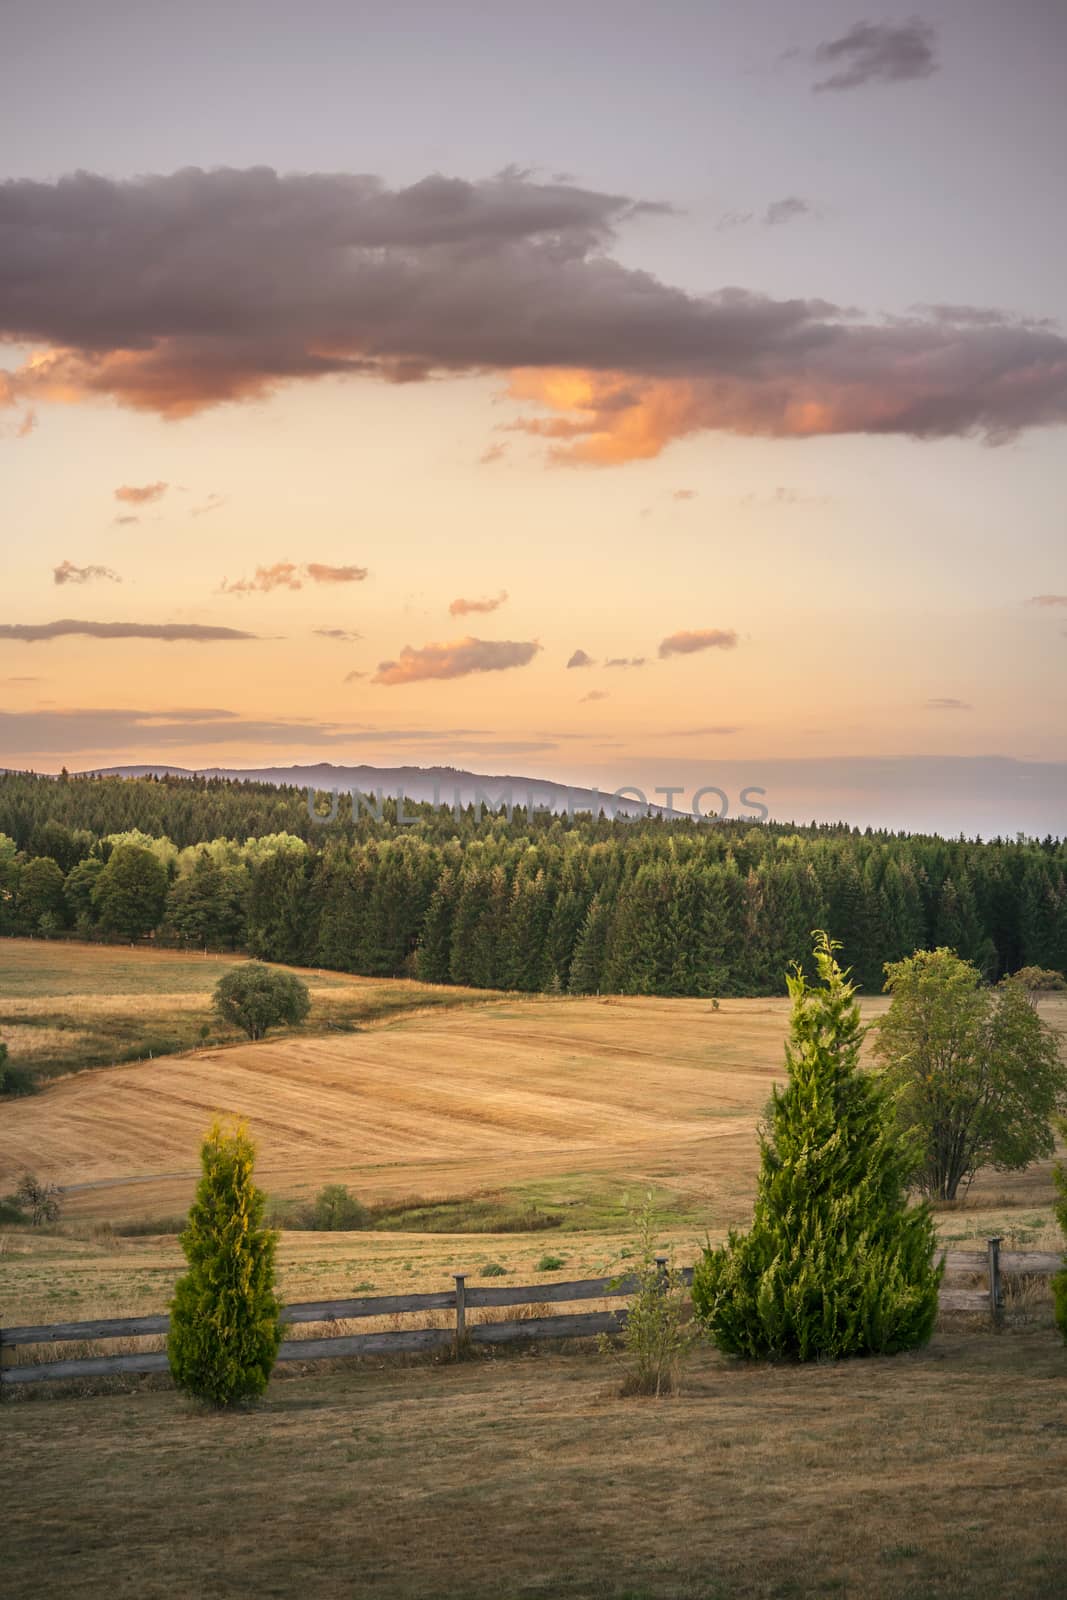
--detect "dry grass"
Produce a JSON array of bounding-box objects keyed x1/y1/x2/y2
[
  {"x1": 5, "y1": 1327, "x2": 1067, "y2": 1599},
  {"x1": 0, "y1": 936, "x2": 497, "y2": 1082}
]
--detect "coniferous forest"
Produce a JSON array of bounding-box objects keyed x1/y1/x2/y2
[{"x1": 0, "y1": 769, "x2": 1064, "y2": 996}]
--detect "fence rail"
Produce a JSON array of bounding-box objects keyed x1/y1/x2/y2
[{"x1": 1, "y1": 1243, "x2": 1059, "y2": 1387}]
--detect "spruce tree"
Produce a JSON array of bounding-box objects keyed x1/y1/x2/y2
[
  {"x1": 692, "y1": 932, "x2": 942, "y2": 1360},
  {"x1": 168, "y1": 1121, "x2": 281, "y2": 1405}
]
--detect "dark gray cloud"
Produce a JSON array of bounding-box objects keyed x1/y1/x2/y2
[
  {"x1": 566, "y1": 648, "x2": 595, "y2": 668},
  {"x1": 0, "y1": 704, "x2": 558, "y2": 755},
  {"x1": 53, "y1": 560, "x2": 120, "y2": 586},
  {"x1": 925, "y1": 696, "x2": 972, "y2": 711},
  {"x1": 580, "y1": 690, "x2": 609, "y2": 703},
  {"x1": 763, "y1": 196, "x2": 811, "y2": 226},
  {"x1": 659, "y1": 629, "x2": 739, "y2": 658},
  {"x1": 0, "y1": 619, "x2": 260, "y2": 643},
  {"x1": 2, "y1": 166, "x2": 1066, "y2": 458},
  {"x1": 812, "y1": 19, "x2": 938, "y2": 93},
  {"x1": 604, "y1": 656, "x2": 646, "y2": 669},
  {"x1": 373, "y1": 636, "x2": 541, "y2": 685},
  {"x1": 315, "y1": 627, "x2": 364, "y2": 640}
]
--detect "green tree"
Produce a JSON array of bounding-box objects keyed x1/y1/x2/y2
[
  {"x1": 64, "y1": 855, "x2": 105, "y2": 930},
  {"x1": 692, "y1": 932, "x2": 941, "y2": 1360},
  {"x1": 308, "y1": 1184, "x2": 366, "y2": 1230},
  {"x1": 168, "y1": 1121, "x2": 281, "y2": 1405},
  {"x1": 874, "y1": 950, "x2": 1067, "y2": 1200},
  {"x1": 16, "y1": 855, "x2": 67, "y2": 934},
  {"x1": 213, "y1": 961, "x2": 311, "y2": 1040},
  {"x1": 167, "y1": 851, "x2": 249, "y2": 948},
  {"x1": 92, "y1": 845, "x2": 169, "y2": 939}
]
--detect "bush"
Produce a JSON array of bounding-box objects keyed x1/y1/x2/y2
[
  {"x1": 309, "y1": 1184, "x2": 366, "y2": 1231},
  {"x1": 599, "y1": 1194, "x2": 694, "y2": 1396},
  {"x1": 212, "y1": 962, "x2": 311, "y2": 1041},
  {"x1": 537, "y1": 1254, "x2": 566, "y2": 1271},
  {"x1": 14, "y1": 1172, "x2": 62, "y2": 1225},
  {"x1": 1014, "y1": 965, "x2": 1067, "y2": 993},
  {"x1": 0, "y1": 1042, "x2": 37, "y2": 1097},
  {"x1": 480, "y1": 1262, "x2": 508, "y2": 1277},
  {"x1": 168, "y1": 1121, "x2": 281, "y2": 1406},
  {"x1": 693, "y1": 932, "x2": 942, "y2": 1362}
]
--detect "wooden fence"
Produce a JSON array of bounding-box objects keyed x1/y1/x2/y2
[{"x1": 1, "y1": 1243, "x2": 1060, "y2": 1387}]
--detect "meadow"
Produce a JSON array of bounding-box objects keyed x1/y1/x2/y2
[{"x1": 2, "y1": 939, "x2": 1066, "y2": 1599}]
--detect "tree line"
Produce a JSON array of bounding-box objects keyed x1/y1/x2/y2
[{"x1": 1, "y1": 770, "x2": 1065, "y2": 995}]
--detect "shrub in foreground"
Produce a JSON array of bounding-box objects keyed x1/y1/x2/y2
[
  {"x1": 600, "y1": 1194, "x2": 695, "y2": 1396},
  {"x1": 168, "y1": 1121, "x2": 281, "y2": 1406},
  {"x1": 693, "y1": 932, "x2": 942, "y2": 1361}
]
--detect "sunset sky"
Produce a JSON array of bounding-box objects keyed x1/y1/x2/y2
[{"x1": 2, "y1": 1, "x2": 1065, "y2": 833}]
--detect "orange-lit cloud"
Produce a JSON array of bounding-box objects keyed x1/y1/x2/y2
[
  {"x1": 4, "y1": 168, "x2": 1067, "y2": 462},
  {"x1": 449, "y1": 590, "x2": 508, "y2": 616},
  {"x1": 374, "y1": 636, "x2": 541, "y2": 685},
  {"x1": 53, "y1": 560, "x2": 120, "y2": 586},
  {"x1": 658, "y1": 628, "x2": 739, "y2": 658},
  {"x1": 115, "y1": 481, "x2": 168, "y2": 504},
  {"x1": 1029, "y1": 594, "x2": 1067, "y2": 606},
  {"x1": 222, "y1": 561, "x2": 368, "y2": 594}
]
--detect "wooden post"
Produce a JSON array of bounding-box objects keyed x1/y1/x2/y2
[
  {"x1": 454, "y1": 1274, "x2": 466, "y2": 1350},
  {"x1": 987, "y1": 1237, "x2": 1002, "y2": 1324},
  {"x1": 655, "y1": 1254, "x2": 669, "y2": 1291}
]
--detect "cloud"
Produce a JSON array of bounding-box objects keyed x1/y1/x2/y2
[
  {"x1": 190, "y1": 493, "x2": 226, "y2": 518},
  {"x1": 580, "y1": 690, "x2": 609, "y2": 703},
  {"x1": 373, "y1": 636, "x2": 541, "y2": 685},
  {"x1": 0, "y1": 619, "x2": 259, "y2": 643},
  {"x1": 811, "y1": 19, "x2": 939, "y2": 92},
  {"x1": 1029, "y1": 594, "x2": 1067, "y2": 606},
  {"x1": 658, "y1": 628, "x2": 739, "y2": 658},
  {"x1": 114, "y1": 481, "x2": 168, "y2": 504},
  {"x1": 222, "y1": 561, "x2": 368, "y2": 594},
  {"x1": 304, "y1": 563, "x2": 368, "y2": 584},
  {"x1": 763, "y1": 196, "x2": 810, "y2": 226},
  {"x1": 479, "y1": 442, "x2": 507, "y2": 464},
  {"x1": 657, "y1": 725, "x2": 742, "y2": 736},
  {"x1": 604, "y1": 656, "x2": 646, "y2": 669},
  {"x1": 315, "y1": 627, "x2": 363, "y2": 641},
  {"x1": 343, "y1": 669, "x2": 367, "y2": 682},
  {"x1": 0, "y1": 705, "x2": 557, "y2": 756},
  {"x1": 449, "y1": 590, "x2": 508, "y2": 616},
  {"x1": 566, "y1": 648, "x2": 595, "y2": 669},
  {"x1": 16, "y1": 409, "x2": 36, "y2": 437},
  {"x1": 672, "y1": 488, "x2": 696, "y2": 500},
  {"x1": 53, "y1": 559, "x2": 121, "y2": 586},
  {"x1": 3, "y1": 166, "x2": 1066, "y2": 463},
  {"x1": 925, "y1": 697, "x2": 972, "y2": 711},
  {"x1": 114, "y1": 515, "x2": 140, "y2": 526}
]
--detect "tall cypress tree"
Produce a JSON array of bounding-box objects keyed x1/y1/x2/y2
[
  {"x1": 168, "y1": 1121, "x2": 281, "y2": 1406},
  {"x1": 692, "y1": 931, "x2": 942, "y2": 1360}
]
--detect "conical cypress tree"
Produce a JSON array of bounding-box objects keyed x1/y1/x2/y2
[
  {"x1": 168, "y1": 1121, "x2": 281, "y2": 1405},
  {"x1": 692, "y1": 932, "x2": 942, "y2": 1361}
]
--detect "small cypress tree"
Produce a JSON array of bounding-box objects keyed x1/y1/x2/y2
[
  {"x1": 692, "y1": 931, "x2": 942, "y2": 1360},
  {"x1": 168, "y1": 1121, "x2": 281, "y2": 1405}
]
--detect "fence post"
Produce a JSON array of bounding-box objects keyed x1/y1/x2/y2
[
  {"x1": 987, "y1": 1237, "x2": 1002, "y2": 1325},
  {"x1": 454, "y1": 1274, "x2": 467, "y2": 1350},
  {"x1": 655, "y1": 1254, "x2": 669, "y2": 1292}
]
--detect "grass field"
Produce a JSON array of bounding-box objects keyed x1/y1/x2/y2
[
  {"x1": 2, "y1": 940, "x2": 1067, "y2": 1599},
  {"x1": 5, "y1": 1328, "x2": 1067, "y2": 1599},
  {"x1": 0, "y1": 937, "x2": 495, "y2": 1081}
]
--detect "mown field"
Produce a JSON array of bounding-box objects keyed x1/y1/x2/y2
[{"x1": 2, "y1": 940, "x2": 1066, "y2": 1599}]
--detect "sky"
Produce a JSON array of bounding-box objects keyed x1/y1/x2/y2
[{"x1": 1, "y1": 1, "x2": 1066, "y2": 834}]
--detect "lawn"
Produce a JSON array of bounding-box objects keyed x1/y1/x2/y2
[{"x1": 5, "y1": 1326, "x2": 1067, "y2": 1599}]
